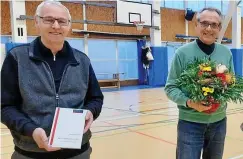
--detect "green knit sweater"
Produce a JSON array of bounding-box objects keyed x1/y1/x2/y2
[{"x1": 165, "y1": 40, "x2": 234, "y2": 123}]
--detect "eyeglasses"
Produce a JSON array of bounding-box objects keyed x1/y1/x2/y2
[
  {"x1": 37, "y1": 15, "x2": 70, "y2": 26},
  {"x1": 199, "y1": 21, "x2": 221, "y2": 29}
]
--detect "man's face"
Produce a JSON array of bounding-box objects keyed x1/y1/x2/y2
[
  {"x1": 195, "y1": 10, "x2": 221, "y2": 45},
  {"x1": 35, "y1": 4, "x2": 71, "y2": 45}
]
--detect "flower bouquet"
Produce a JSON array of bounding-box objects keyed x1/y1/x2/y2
[{"x1": 176, "y1": 58, "x2": 243, "y2": 113}]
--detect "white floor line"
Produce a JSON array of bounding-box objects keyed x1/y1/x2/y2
[
  {"x1": 0, "y1": 132, "x2": 11, "y2": 136},
  {"x1": 98, "y1": 109, "x2": 178, "y2": 122},
  {"x1": 228, "y1": 154, "x2": 243, "y2": 159},
  {"x1": 103, "y1": 101, "x2": 172, "y2": 109}
]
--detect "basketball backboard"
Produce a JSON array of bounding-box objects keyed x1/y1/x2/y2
[{"x1": 116, "y1": 0, "x2": 152, "y2": 27}]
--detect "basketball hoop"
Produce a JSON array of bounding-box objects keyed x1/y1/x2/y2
[{"x1": 133, "y1": 21, "x2": 145, "y2": 33}]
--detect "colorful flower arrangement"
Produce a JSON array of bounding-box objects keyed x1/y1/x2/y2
[{"x1": 176, "y1": 58, "x2": 243, "y2": 113}]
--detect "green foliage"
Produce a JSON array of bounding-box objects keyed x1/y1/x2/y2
[{"x1": 176, "y1": 58, "x2": 243, "y2": 105}]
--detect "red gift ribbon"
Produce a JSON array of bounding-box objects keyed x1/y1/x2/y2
[{"x1": 204, "y1": 103, "x2": 220, "y2": 114}]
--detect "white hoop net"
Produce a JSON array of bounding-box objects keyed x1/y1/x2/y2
[{"x1": 133, "y1": 21, "x2": 145, "y2": 33}]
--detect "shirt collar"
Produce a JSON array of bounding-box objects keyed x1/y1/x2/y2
[{"x1": 30, "y1": 37, "x2": 79, "y2": 65}]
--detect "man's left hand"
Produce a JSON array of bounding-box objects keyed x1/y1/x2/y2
[{"x1": 83, "y1": 110, "x2": 93, "y2": 134}]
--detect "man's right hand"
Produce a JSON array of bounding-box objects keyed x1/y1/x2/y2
[
  {"x1": 187, "y1": 100, "x2": 212, "y2": 112},
  {"x1": 32, "y1": 128, "x2": 61, "y2": 152}
]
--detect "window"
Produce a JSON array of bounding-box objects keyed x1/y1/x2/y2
[
  {"x1": 88, "y1": 39, "x2": 117, "y2": 79},
  {"x1": 165, "y1": 0, "x2": 184, "y2": 10},
  {"x1": 188, "y1": 1, "x2": 205, "y2": 12},
  {"x1": 222, "y1": 0, "x2": 230, "y2": 15},
  {"x1": 206, "y1": 0, "x2": 222, "y2": 12},
  {"x1": 118, "y1": 41, "x2": 138, "y2": 79}
]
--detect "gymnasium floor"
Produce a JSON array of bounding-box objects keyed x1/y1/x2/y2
[{"x1": 1, "y1": 86, "x2": 243, "y2": 159}]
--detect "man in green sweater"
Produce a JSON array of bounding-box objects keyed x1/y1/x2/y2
[{"x1": 165, "y1": 7, "x2": 234, "y2": 159}]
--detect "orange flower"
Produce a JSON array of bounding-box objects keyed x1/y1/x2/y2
[{"x1": 225, "y1": 73, "x2": 233, "y2": 84}]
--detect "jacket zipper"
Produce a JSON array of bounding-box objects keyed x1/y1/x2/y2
[
  {"x1": 42, "y1": 61, "x2": 59, "y2": 107},
  {"x1": 57, "y1": 64, "x2": 70, "y2": 95},
  {"x1": 55, "y1": 64, "x2": 71, "y2": 108},
  {"x1": 55, "y1": 94, "x2": 59, "y2": 107},
  {"x1": 40, "y1": 58, "x2": 73, "y2": 108}
]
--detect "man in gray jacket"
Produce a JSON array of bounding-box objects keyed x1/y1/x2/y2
[{"x1": 1, "y1": 1, "x2": 103, "y2": 159}]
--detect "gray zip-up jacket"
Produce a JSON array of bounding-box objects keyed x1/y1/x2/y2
[{"x1": 1, "y1": 39, "x2": 103, "y2": 152}]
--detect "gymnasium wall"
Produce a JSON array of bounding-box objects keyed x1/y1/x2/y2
[
  {"x1": 1, "y1": 1, "x2": 11, "y2": 35},
  {"x1": 1, "y1": 35, "x2": 137, "y2": 80},
  {"x1": 161, "y1": 8, "x2": 185, "y2": 42},
  {"x1": 0, "y1": 1, "x2": 149, "y2": 38},
  {"x1": 1, "y1": 1, "x2": 242, "y2": 42},
  {"x1": 1, "y1": 1, "x2": 242, "y2": 82}
]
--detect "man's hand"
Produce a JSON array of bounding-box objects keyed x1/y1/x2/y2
[
  {"x1": 83, "y1": 110, "x2": 94, "y2": 134},
  {"x1": 32, "y1": 128, "x2": 61, "y2": 151},
  {"x1": 187, "y1": 100, "x2": 212, "y2": 112}
]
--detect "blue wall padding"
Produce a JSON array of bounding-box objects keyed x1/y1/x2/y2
[
  {"x1": 231, "y1": 48, "x2": 243, "y2": 77},
  {"x1": 148, "y1": 47, "x2": 168, "y2": 87},
  {"x1": 5, "y1": 43, "x2": 24, "y2": 53},
  {"x1": 137, "y1": 40, "x2": 147, "y2": 84}
]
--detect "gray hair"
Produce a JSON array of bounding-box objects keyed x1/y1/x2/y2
[
  {"x1": 35, "y1": 0, "x2": 71, "y2": 20},
  {"x1": 196, "y1": 7, "x2": 223, "y2": 24}
]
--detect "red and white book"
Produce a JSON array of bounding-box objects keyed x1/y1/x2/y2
[{"x1": 49, "y1": 107, "x2": 87, "y2": 149}]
